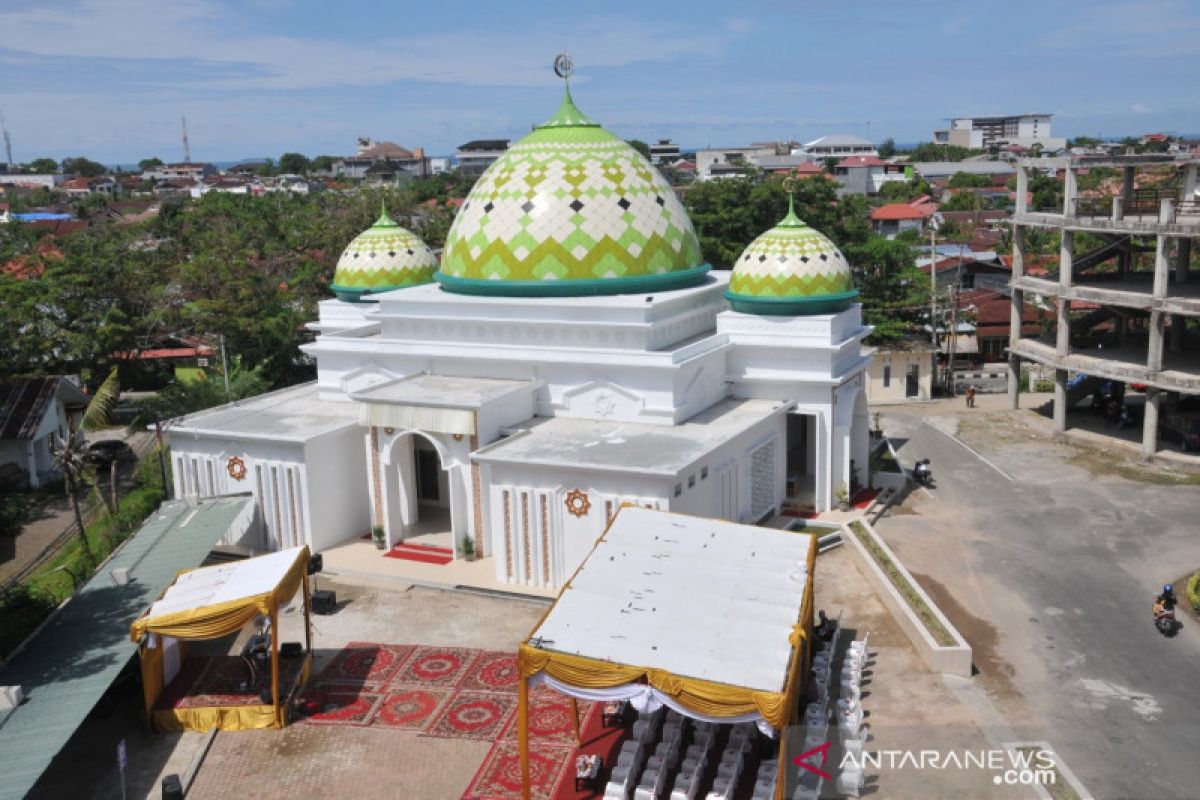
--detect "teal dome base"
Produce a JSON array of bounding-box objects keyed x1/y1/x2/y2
[
  {"x1": 435, "y1": 264, "x2": 711, "y2": 298},
  {"x1": 725, "y1": 288, "x2": 859, "y2": 316},
  {"x1": 330, "y1": 284, "x2": 405, "y2": 303}
]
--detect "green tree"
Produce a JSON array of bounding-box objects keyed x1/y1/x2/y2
[
  {"x1": 255, "y1": 159, "x2": 276, "y2": 177},
  {"x1": 25, "y1": 157, "x2": 58, "y2": 174},
  {"x1": 908, "y1": 142, "x2": 977, "y2": 162},
  {"x1": 626, "y1": 139, "x2": 652, "y2": 161},
  {"x1": 941, "y1": 191, "x2": 983, "y2": 211},
  {"x1": 144, "y1": 359, "x2": 269, "y2": 423},
  {"x1": 61, "y1": 156, "x2": 108, "y2": 177},
  {"x1": 278, "y1": 152, "x2": 311, "y2": 175},
  {"x1": 684, "y1": 176, "x2": 869, "y2": 269},
  {"x1": 948, "y1": 172, "x2": 990, "y2": 189},
  {"x1": 138, "y1": 157, "x2": 164, "y2": 171},
  {"x1": 878, "y1": 138, "x2": 896, "y2": 158},
  {"x1": 310, "y1": 155, "x2": 338, "y2": 173},
  {"x1": 843, "y1": 237, "x2": 928, "y2": 341},
  {"x1": 877, "y1": 179, "x2": 933, "y2": 203}
]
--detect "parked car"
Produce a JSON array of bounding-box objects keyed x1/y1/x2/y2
[{"x1": 85, "y1": 439, "x2": 134, "y2": 466}]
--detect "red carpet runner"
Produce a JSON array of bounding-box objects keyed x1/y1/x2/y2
[
  {"x1": 298, "y1": 644, "x2": 624, "y2": 799},
  {"x1": 384, "y1": 541, "x2": 455, "y2": 565}
]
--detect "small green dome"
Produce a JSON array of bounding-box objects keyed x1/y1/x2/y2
[
  {"x1": 725, "y1": 198, "x2": 858, "y2": 315},
  {"x1": 435, "y1": 84, "x2": 708, "y2": 297},
  {"x1": 331, "y1": 205, "x2": 438, "y2": 302}
]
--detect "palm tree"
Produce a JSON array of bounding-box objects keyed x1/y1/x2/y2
[{"x1": 49, "y1": 367, "x2": 122, "y2": 565}]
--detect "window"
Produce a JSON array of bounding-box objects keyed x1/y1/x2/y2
[
  {"x1": 701, "y1": 466, "x2": 709, "y2": 480},
  {"x1": 673, "y1": 484, "x2": 682, "y2": 497},
  {"x1": 883, "y1": 365, "x2": 891, "y2": 388},
  {"x1": 688, "y1": 474, "x2": 696, "y2": 488}
]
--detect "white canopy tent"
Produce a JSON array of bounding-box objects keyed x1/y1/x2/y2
[{"x1": 516, "y1": 507, "x2": 816, "y2": 800}]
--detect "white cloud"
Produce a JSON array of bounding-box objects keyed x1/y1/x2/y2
[{"x1": 1131, "y1": 103, "x2": 1152, "y2": 114}]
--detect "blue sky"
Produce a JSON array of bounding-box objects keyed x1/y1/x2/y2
[{"x1": 0, "y1": 0, "x2": 1197, "y2": 164}]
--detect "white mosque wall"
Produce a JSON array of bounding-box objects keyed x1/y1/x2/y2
[
  {"x1": 478, "y1": 408, "x2": 786, "y2": 589},
  {"x1": 305, "y1": 428, "x2": 370, "y2": 552},
  {"x1": 481, "y1": 463, "x2": 671, "y2": 588}
]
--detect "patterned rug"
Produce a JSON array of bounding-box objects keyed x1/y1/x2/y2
[
  {"x1": 297, "y1": 643, "x2": 618, "y2": 799},
  {"x1": 157, "y1": 655, "x2": 306, "y2": 710}
]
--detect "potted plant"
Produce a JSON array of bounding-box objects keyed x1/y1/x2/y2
[
  {"x1": 461, "y1": 536, "x2": 476, "y2": 562},
  {"x1": 371, "y1": 525, "x2": 386, "y2": 550},
  {"x1": 836, "y1": 485, "x2": 851, "y2": 512}
]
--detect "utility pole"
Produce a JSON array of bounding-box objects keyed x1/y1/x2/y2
[
  {"x1": 929, "y1": 226, "x2": 939, "y2": 390},
  {"x1": 946, "y1": 283, "x2": 960, "y2": 394},
  {"x1": 219, "y1": 334, "x2": 231, "y2": 401}
]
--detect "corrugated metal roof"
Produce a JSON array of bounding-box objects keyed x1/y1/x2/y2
[{"x1": 0, "y1": 496, "x2": 256, "y2": 800}]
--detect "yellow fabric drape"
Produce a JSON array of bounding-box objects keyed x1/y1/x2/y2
[
  {"x1": 151, "y1": 703, "x2": 283, "y2": 732},
  {"x1": 129, "y1": 547, "x2": 309, "y2": 642}
]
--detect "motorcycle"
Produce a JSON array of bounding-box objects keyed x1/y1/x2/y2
[
  {"x1": 1154, "y1": 605, "x2": 1179, "y2": 637},
  {"x1": 913, "y1": 459, "x2": 934, "y2": 488}
]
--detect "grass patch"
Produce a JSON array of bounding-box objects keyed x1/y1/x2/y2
[
  {"x1": 1065, "y1": 443, "x2": 1200, "y2": 486},
  {"x1": 174, "y1": 366, "x2": 206, "y2": 384},
  {"x1": 1187, "y1": 570, "x2": 1200, "y2": 615},
  {"x1": 1013, "y1": 747, "x2": 1082, "y2": 800},
  {"x1": 869, "y1": 443, "x2": 902, "y2": 474},
  {"x1": 849, "y1": 521, "x2": 957, "y2": 647},
  {"x1": 0, "y1": 449, "x2": 170, "y2": 657}
]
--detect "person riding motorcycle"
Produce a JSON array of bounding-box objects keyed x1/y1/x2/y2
[
  {"x1": 1153, "y1": 584, "x2": 1177, "y2": 618},
  {"x1": 913, "y1": 459, "x2": 932, "y2": 485}
]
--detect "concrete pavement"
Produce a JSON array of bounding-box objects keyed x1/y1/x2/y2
[{"x1": 875, "y1": 401, "x2": 1200, "y2": 799}]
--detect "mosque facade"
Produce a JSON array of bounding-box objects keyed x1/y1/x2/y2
[{"x1": 165, "y1": 81, "x2": 873, "y2": 590}]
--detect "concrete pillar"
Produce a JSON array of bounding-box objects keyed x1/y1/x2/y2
[
  {"x1": 1054, "y1": 368, "x2": 1068, "y2": 433},
  {"x1": 1143, "y1": 388, "x2": 1161, "y2": 458},
  {"x1": 1060, "y1": 229, "x2": 1074, "y2": 287},
  {"x1": 1008, "y1": 226, "x2": 1026, "y2": 409},
  {"x1": 1181, "y1": 164, "x2": 1198, "y2": 204},
  {"x1": 1015, "y1": 165, "x2": 1028, "y2": 214},
  {"x1": 1062, "y1": 166, "x2": 1078, "y2": 218},
  {"x1": 1148, "y1": 311, "x2": 1165, "y2": 372},
  {"x1": 1152, "y1": 234, "x2": 1170, "y2": 300},
  {"x1": 1121, "y1": 166, "x2": 1135, "y2": 213},
  {"x1": 1056, "y1": 297, "x2": 1072, "y2": 355}
]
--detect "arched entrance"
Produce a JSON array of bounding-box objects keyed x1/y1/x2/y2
[{"x1": 383, "y1": 431, "x2": 455, "y2": 548}]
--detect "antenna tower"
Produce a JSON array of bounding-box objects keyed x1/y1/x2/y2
[
  {"x1": 181, "y1": 116, "x2": 191, "y2": 163},
  {"x1": 0, "y1": 110, "x2": 13, "y2": 168}
]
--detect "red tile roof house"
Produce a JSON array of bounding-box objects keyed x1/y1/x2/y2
[
  {"x1": 870, "y1": 198, "x2": 939, "y2": 237},
  {"x1": 959, "y1": 287, "x2": 1053, "y2": 362},
  {"x1": 0, "y1": 377, "x2": 89, "y2": 489}
]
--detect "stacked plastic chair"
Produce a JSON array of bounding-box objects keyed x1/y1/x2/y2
[{"x1": 835, "y1": 633, "x2": 872, "y2": 798}]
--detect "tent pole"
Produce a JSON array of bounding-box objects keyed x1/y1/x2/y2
[
  {"x1": 302, "y1": 572, "x2": 312, "y2": 655},
  {"x1": 270, "y1": 610, "x2": 280, "y2": 720},
  {"x1": 518, "y1": 675, "x2": 531, "y2": 800},
  {"x1": 775, "y1": 724, "x2": 787, "y2": 800},
  {"x1": 571, "y1": 697, "x2": 582, "y2": 746}
]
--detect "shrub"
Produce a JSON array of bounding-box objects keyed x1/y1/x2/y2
[{"x1": 1187, "y1": 570, "x2": 1200, "y2": 614}]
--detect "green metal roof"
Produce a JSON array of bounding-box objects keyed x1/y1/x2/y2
[{"x1": 0, "y1": 495, "x2": 257, "y2": 800}]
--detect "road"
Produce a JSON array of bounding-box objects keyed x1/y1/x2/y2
[{"x1": 876, "y1": 402, "x2": 1200, "y2": 799}]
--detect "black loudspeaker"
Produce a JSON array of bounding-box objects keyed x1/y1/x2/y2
[
  {"x1": 281, "y1": 641, "x2": 303, "y2": 658},
  {"x1": 162, "y1": 774, "x2": 183, "y2": 800},
  {"x1": 311, "y1": 589, "x2": 337, "y2": 615},
  {"x1": 307, "y1": 553, "x2": 323, "y2": 575}
]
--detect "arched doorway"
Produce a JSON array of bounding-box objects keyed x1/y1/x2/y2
[{"x1": 384, "y1": 431, "x2": 455, "y2": 548}]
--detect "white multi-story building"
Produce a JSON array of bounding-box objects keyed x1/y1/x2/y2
[
  {"x1": 166, "y1": 82, "x2": 873, "y2": 591},
  {"x1": 934, "y1": 114, "x2": 1066, "y2": 150}
]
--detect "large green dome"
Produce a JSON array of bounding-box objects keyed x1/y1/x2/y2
[
  {"x1": 331, "y1": 206, "x2": 438, "y2": 302},
  {"x1": 436, "y1": 85, "x2": 708, "y2": 296},
  {"x1": 725, "y1": 197, "x2": 858, "y2": 315}
]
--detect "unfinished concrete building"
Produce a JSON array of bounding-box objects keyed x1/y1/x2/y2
[{"x1": 1006, "y1": 153, "x2": 1200, "y2": 456}]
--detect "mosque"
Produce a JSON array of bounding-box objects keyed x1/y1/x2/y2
[{"x1": 165, "y1": 74, "x2": 873, "y2": 590}]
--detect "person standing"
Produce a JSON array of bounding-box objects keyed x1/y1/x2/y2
[{"x1": 966, "y1": 385, "x2": 976, "y2": 408}]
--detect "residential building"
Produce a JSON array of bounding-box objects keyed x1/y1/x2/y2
[
  {"x1": 456, "y1": 139, "x2": 509, "y2": 176},
  {"x1": 801, "y1": 134, "x2": 877, "y2": 159},
  {"x1": 871, "y1": 198, "x2": 939, "y2": 237},
  {"x1": 165, "y1": 81, "x2": 874, "y2": 592},
  {"x1": 429, "y1": 157, "x2": 452, "y2": 175},
  {"x1": 866, "y1": 340, "x2": 937, "y2": 403},
  {"x1": 0, "y1": 377, "x2": 88, "y2": 489},
  {"x1": 695, "y1": 146, "x2": 774, "y2": 180},
  {"x1": 934, "y1": 114, "x2": 1066, "y2": 151},
  {"x1": 649, "y1": 139, "x2": 681, "y2": 164},
  {"x1": 911, "y1": 161, "x2": 1016, "y2": 181},
  {"x1": 832, "y1": 156, "x2": 906, "y2": 195},
  {"x1": 0, "y1": 174, "x2": 62, "y2": 189},
  {"x1": 1006, "y1": 153, "x2": 1200, "y2": 456},
  {"x1": 141, "y1": 162, "x2": 216, "y2": 182},
  {"x1": 60, "y1": 176, "x2": 120, "y2": 198},
  {"x1": 333, "y1": 139, "x2": 429, "y2": 180}
]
